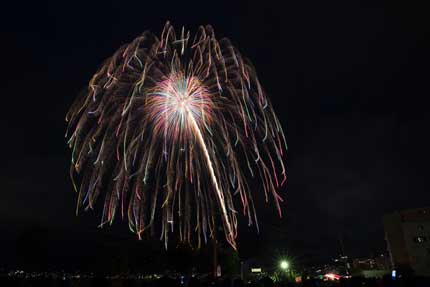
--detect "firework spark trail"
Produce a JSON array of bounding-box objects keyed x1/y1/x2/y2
[
  {"x1": 66, "y1": 22, "x2": 288, "y2": 249},
  {"x1": 188, "y1": 112, "x2": 235, "y2": 248}
]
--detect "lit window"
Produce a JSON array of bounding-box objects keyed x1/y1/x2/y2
[{"x1": 413, "y1": 236, "x2": 427, "y2": 244}]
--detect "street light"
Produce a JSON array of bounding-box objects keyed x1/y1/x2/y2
[{"x1": 280, "y1": 260, "x2": 289, "y2": 270}]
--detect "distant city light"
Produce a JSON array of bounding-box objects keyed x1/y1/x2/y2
[{"x1": 324, "y1": 273, "x2": 341, "y2": 280}]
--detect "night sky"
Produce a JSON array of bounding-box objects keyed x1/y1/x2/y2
[{"x1": 1, "y1": 0, "x2": 429, "y2": 267}]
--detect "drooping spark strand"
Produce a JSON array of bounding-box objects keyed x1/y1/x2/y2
[{"x1": 188, "y1": 112, "x2": 236, "y2": 249}]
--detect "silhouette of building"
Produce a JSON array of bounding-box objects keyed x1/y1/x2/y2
[
  {"x1": 352, "y1": 255, "x2": 389, "y2": 271},
  {"x1": 384, "y1": 207, "x2": 430, "y2": 276}
]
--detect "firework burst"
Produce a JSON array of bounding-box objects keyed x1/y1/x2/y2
[{"x1": 66, "y1": 22, "x2": 287, "y2": 249}]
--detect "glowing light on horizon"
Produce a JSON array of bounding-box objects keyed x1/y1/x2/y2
[{"x1": 324, "y1": 273, "x2": 341, "y2": 280}]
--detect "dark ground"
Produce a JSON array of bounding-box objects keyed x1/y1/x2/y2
[{"x1": 2, "y1": 275, "x2": 430, "y2": 287}]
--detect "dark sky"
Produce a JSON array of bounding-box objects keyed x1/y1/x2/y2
[{"x1": 1, "y1": 0, "x2": 429, "y2": 267}]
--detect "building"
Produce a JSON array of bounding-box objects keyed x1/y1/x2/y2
[
  {"x1": 384, "y1": 207, "x2": 430, "y2": 276},
  {"x1": 351, "y1": 255, "x2": 390, "y2": 278},
  {"x1": 352, "y1": 255, "x2": 390, "y2": 271}
]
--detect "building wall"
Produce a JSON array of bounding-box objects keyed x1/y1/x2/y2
[
  {"x1": 384, "y1": 208, "x2": 430, "y2": 276},
  {"x1": 402, "y1": 221, "x2": 430, "y2": 276},
  {"x1": 383, "y1": 212, "x2": 409, "y2": 267}
]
